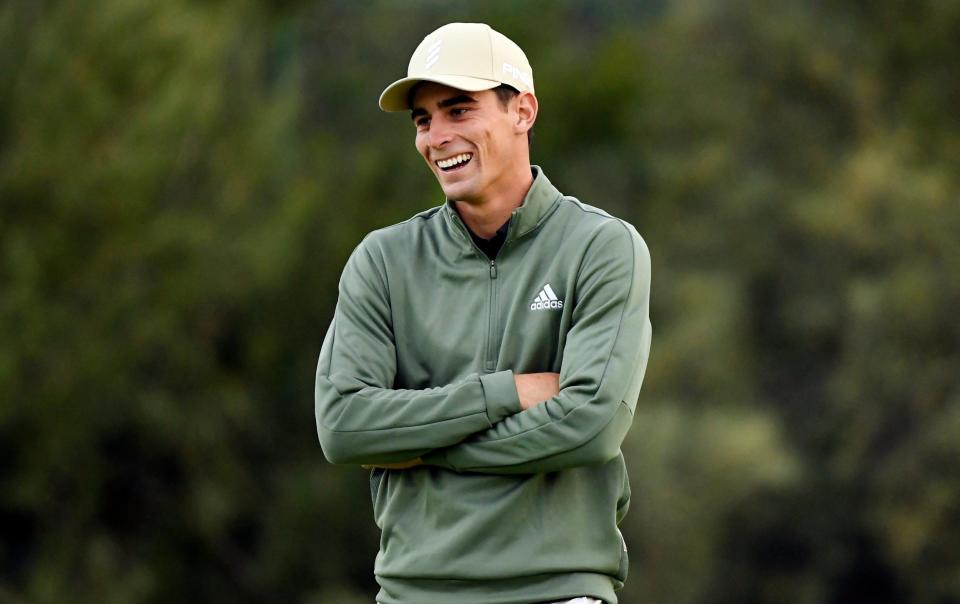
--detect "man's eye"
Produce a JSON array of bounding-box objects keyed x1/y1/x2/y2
[
  {"x1": 415, "y1": 118, "x2": 430, "y2": 128},
  {"x1": 450, "y1": 108, "x2": 467, "y2": 117}
]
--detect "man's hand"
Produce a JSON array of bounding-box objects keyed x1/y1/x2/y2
[
  {"x1": 362, "y1": 457, "x2": 423, "y2": 470},
  {"x1": 514, "y1": 372, "x2": 560, "y2": 410}
]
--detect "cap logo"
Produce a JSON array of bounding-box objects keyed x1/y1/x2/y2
[
  {"x1": 425, "y1": 39, "x2": 442, "y2": 70},
  {"x1": 502, "y1": 62, "x2": 532, "y2": 88}
]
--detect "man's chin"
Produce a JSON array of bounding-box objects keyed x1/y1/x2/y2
[{"x1": 437, "y1": 179, "x2": 475, "y2": 203}]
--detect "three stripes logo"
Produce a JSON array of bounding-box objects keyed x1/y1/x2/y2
[
  {"x1": 425, "y1": 39, "x2": 442, "y2": 70},
  {"x1": 530, "y1": 283, "x2": 564, "y2": 311}
]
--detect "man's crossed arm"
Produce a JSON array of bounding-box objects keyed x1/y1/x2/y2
[{"x1": 363, "y1": 372, "x2": 560, "y2": 469}]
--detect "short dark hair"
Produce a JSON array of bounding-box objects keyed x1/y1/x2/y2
[
  {"x1": 493, "y1": 84, "x2": 519, "y2": 107},
  {"x1": 493, "y1": 84, "x2": 533, "y2": 146}
]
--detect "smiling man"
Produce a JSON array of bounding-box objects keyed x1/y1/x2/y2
[{"x1": 315, "y1": 23, "x2": 652, "y2": 604}]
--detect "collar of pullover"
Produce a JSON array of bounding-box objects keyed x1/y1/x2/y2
[{"x1": 444, "y1": 166, "x2": 562, "y2": 248}]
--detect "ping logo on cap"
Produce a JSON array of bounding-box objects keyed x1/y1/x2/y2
[
  {"x1": 425, "y1": 39, "x2": 442, "y2": 70},
  {"x1": 503, "y1": 62, "x2": 532, "y2": 88}
]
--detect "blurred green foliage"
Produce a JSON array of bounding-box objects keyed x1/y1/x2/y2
[{"x1": 1, "y1": 0, "x2": 958, "y2": 602}]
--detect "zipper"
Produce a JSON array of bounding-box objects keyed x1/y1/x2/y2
[
  {"x1": 485, "y1": 259, "x2": 498, "y2": 372},
  {"x1": 446, "y1": 209, "x2": 510, "y2": 374}
]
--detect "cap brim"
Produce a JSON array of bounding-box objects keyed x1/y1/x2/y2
[{"x1": 378, "y1": 74, "x2": 501, "y2": 112}]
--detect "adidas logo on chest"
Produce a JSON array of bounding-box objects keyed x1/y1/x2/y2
[{"x1": 530, "y1": 283, "x2": 564, "y2": 311}]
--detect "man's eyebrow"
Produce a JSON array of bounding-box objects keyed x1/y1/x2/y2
[
  {"x1": 411, "y1": 94, "x2": 479, "y2": 120},
  {"x1": 438, "y1": 94, "x2": 478, "y2": 108}
]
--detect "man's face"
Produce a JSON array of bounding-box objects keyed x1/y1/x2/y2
[{"x1": 410, "y1": 82, "x2": 521, "y2": 204}]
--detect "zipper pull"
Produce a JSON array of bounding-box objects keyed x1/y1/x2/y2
[{"x1": 489, "y1": 260, "x2": 497, "y2": 279}]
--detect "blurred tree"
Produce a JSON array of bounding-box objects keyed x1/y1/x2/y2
[{"x1": 1, "y1": 0, "x2": 957, "y2": 602}]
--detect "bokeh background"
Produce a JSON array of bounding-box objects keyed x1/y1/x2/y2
[{"x1": 2, "y1": 0, "x2": 959, "y2": 602}]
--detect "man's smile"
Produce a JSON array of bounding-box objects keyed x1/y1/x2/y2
[{"x1": 435, "y1": 152, "x2": 473, "y2": 172}]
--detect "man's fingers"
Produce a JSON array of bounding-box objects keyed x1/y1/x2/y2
[{"x1": 362, "y1": 457, "x2": 424, "y2": 470}]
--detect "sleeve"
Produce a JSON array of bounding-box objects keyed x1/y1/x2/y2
[
  {"x1": 315, "y1": 236, "x2": 522, "y2": 466},
  {"x1": 420, "y1": 221, "x2": 652, "y2": 474}
]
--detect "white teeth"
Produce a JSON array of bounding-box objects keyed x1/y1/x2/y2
[{"x1": 436, "y1": 153, "x2": 472, "y2": 169}]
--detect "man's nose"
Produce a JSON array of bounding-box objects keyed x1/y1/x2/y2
[{"x1": 428, "y1": 117, "x2": 453, "y2": 148}]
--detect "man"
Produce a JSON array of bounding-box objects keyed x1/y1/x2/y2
[{"x1": 315, "y1": 22, "x2": 652, "y2": 604}]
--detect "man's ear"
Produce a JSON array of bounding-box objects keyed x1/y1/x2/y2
[{"x1": 514, "y1": 91, "x2": 538, "y2": 135}]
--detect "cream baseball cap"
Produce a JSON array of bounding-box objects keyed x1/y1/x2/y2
[{"x1": 379, "y1": 22, "x2": 535, "y2": 112}]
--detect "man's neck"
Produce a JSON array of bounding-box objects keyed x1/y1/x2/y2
[{"x1": 453, "y1": 166, "x2": 534, "y2": 239}]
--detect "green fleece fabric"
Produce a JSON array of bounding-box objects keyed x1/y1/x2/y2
[{"x1": 315, "y1": 167, "x2": 652, "y2": 604}]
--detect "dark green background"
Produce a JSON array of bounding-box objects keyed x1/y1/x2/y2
[{"x1": 2, "y1": 1, "x2": 958, "y2": 602}]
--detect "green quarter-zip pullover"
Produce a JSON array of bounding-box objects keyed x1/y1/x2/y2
[{"x1": 315, "y1": 167, "x2": 652, "y2": 604}]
